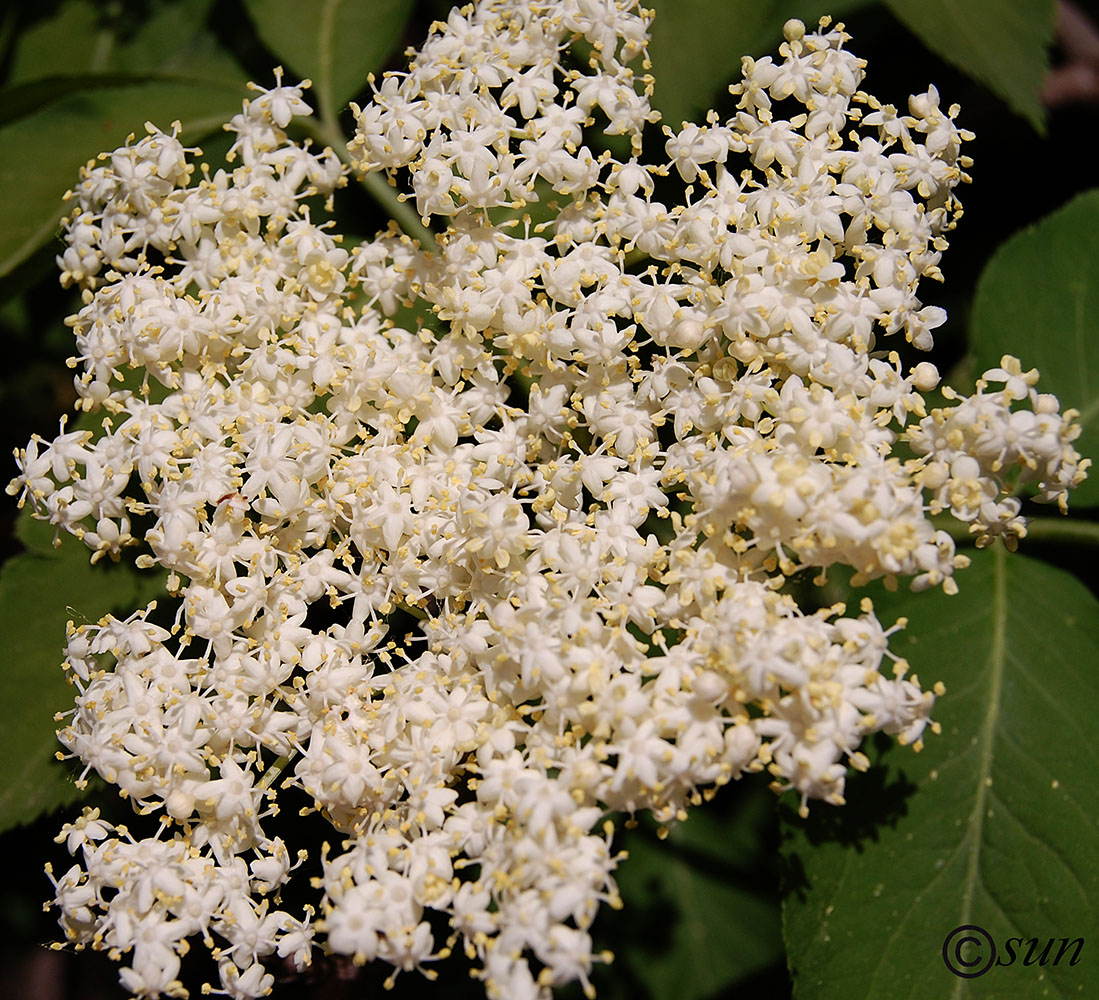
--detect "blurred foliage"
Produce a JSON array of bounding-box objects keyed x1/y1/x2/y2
[{"x1": 0, "y1": 512, "x2": 165, "y2": 829}]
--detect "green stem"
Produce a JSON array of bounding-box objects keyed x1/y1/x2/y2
[
  {"x1": 931, "y1": 513, "x2": 1099, "y2": 548},
  {"x1": 1019, "y1": 516, "x2": 1099, "y2": 546},
  {"x1": 257, "y1": 752, "x2": 295, "y2": 792},
  {"x1": 929, "y1": 514, "x2": 974, "y2": 543},
  {"x1": 91, "y1": 1, "x2": 121, "y2": 71},
  {"x1": 304, "y1": 115, "x2": 438, "y2": 251},
  {"x1": 361, "y1": 171, "x2": 437, "y2": 249}
]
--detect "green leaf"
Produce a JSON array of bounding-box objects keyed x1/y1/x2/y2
[
  {"x1": 594, "y1": 783, "x2": 784, "y2": 1000},
  {"x1": 971, "y1": 190, "x2": 1099, "y2": 507},
  {"x1": 781, "y1": 549, "x2": 1099, "y2": 999},
  {"x1": 0, "y1": 73, "x2": 188, "y2": 130},
  {"x1": 105, "y1": 0, "x2": 249, "y2": 81},
  {"x1": 5, "y1": 0, "x2": 103, "y2": 81},
  {"x1": 241, "y1": 0, "x2": 412, "y2": 120},
  {"x1": 0, "y1": 512, "x2": 165, "y2": 833},
  {"x1": 0, "y1": 76, "x2": 245, "y2": 278},
  {"x1": 646, "y1": 0, "x2": 875, "y2": 128},
  {"x1": 7, "y1": 0, "x2": 245, "y2": 85},
  {"x1": 882, "y1": 0, "x2": 1054, "y2": 132}
]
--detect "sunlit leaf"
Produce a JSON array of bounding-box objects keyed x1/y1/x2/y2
[
  {"x1": 781, "y1": 549, "x2": 1099, "y2": 999},
  {"x1": 882, "y1": 0, "x2": 1054, "y2": 132},
  {"x1": 241, "y1": 0, "x2": 412, "y2": 119},
  {"x1": 0, "y1": 512, "x2": 165, "y2": 833},
  {"x1": 971, "y1": 190, "x2": 1099, "y2": 507}
]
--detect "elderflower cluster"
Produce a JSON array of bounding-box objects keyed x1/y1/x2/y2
[{"x1": 9, "y1": 3, "x2": 1087, "y2": 999}]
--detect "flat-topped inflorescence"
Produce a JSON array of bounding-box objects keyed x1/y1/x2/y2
[{"x1": 10, "y1": 4, "x2": 1086, "y2": 998}]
